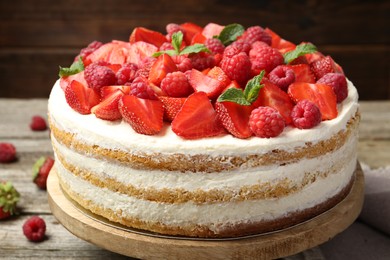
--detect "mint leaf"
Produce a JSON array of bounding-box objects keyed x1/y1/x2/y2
[
  {"x1": 217, "y1": 23, "x2": 245, "y2": 46},
  {"x1": 59, "y1": 56, "x2": 84, "y2": 77},
  {"x1": 180, "y1": 44, "x2": 210, "y2": 55},
  {"x1": 171, "y1": 31, "x2": 183, "y2": 53},
  {"x1": 217, "y1": 88, "x2": 251, "y2": 105},
  {"x1": 283, "y1": 43, "x2": 317, "y2": 64},
  {"x1": 152, "y1": 50, "x2": 177, "y2": 57},
  {"x1": 243, "y1": 70, "x2": 265, "y2": 103}
]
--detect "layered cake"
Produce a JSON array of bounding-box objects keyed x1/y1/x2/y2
[{"x1": 49, "y1": 22, "x2": 360, "y2": 238}]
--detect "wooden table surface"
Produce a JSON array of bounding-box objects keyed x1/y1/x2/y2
[{"x1": 0, "y1": 99, "x2": 389, "y2": 259}]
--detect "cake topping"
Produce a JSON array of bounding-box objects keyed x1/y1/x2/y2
[{"x1": 291, "y1": 100, "x2": 322, "y2": 129}]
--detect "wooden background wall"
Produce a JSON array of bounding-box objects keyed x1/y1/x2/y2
[{"x1": 0, "y1": 0, "x2": 388, "y2": 100}]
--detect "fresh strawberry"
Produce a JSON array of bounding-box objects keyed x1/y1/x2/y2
[
  {"x1": 215, "y1": 101, "x2": 253, "y2": 139},
  {"x1": 159, "y1": 96, "x2": 187, "y2": 122},
  {"x1": 305, "y1": 51, "x2": 324, "y2": 64},
  {"x1": 172, "y1": 92, "x2": 225, "y2": 139},
  {"x1": 256, "y1": 79, "x2": 294, "y2": 125},
  {"x1": 190, "y1": 32, "x2": 207, "y2": 44},
  {"x1": 33, "y1": 157, "x2": 55, "y2": 190},
  {"x1": 119, "y1": 95, "x2": 164, "y2": 135},
  {"x1": 92, "y1": 89, "x2": 125, "y2": 121},
  {"x1": 288, "y1": 82, "x2": 338, "y2": 120},
  {"x1": 29, "y1": 116, "x2": 47, "y2": 131},
  {"x1": 100, "y1": 85, "x2": 130, "y2": 99},
  {"x1": 202, "y1": 23, "x2": 225, "y2": 39},
  {"x1": 129, "y1": 27, "x2": 168, "y2": 48},
  {"x1": 179, "y1": 22, "x2": 203, "y2": 45},
  {"x1": 0, "y1": 143, "x2": 16, "y2": 163},
  {"x1": 127, "y1": 41, "x2": 158, "y2": 67},
  {"x1": 65, "y1": 80, "x2": 101, "y2": 114},
  {"x1": 207, "y1": 66, "x2": 231, "y2": 87},
  {"x1": 148, "y1": 53, "x2": 177, "y2": 86},
  {"x1": 287, "y1": 64, "x2": 316, "y2": 83},
  {"x1": 0, "y1": 181, "x2": 20, "y2": 219},
  {"x1": 59, "y1": 71, "x2": 87, "y2": 92},
  {"x1": 264, "y1": 28, "x2": 295, "y2": 53},
  {"x1": 85, "y1": 41, "x2": 131, "y2": 66},
  {"x1": 188, "y1": 69, "x2": 226, "y2": 100}
]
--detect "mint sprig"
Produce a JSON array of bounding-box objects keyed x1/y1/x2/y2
[
  {"x1": 217, "y1": 70, "x2": 265, "y2": 105},
  {"x1": 283, "y1": 43, "x2": 317, "y2": 64},
  {"x1": 58, "y1": 56, "x2": 84, "y2": 77},
  {"x1": 153, "y1": 31, "x2": 210, "y2": 57},
  {"x1": 215, "y1": 23, "x2": 245, "y2": 46}
]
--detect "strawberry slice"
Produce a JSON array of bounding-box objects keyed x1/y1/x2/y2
[
  {"x1": 256, "y1": 79, "x2": 294, "y2": 125},
  {"x1": 207, "y1": 66, "x2": 231, "y2": 87},
  {"x1": 159, "y1": 96, "x2": 186, "y2": 122},
  {"x1": 191, "y1": 32, "x2": 207, "y2": 44},
  {"x1": 129, "y1": 27, "x2": 168, "y2": 48},
  {"x1": 287, "y1": 64, "x2": 316, "y2": 83},
  {"x1": 100, "y1": 85, "x2": 131, "y2": 99},
  {"x1": 215, "y1": 101, "x2": 253, "y2": 139},
  {"x1": 288, "y1": 82, "x2": 338, "y2": 120},
  {"x1": 179, "y1": 22, "x2": 203, "y2": 45},
  {"x1": 148, "y1": 54, "x2": 177, "y2": 86},
  {"x1": 65, "y1": 80, "x2": 100, "y2": 114},
  {"x1": 172, "y1": 92, "x2": 225, "y2": 139},
  {"x1": 119, "y1": 95, "x2": 164, "y2": 135},
  {"x1": 202, "y1": 23, "x2": 225, "y2": 39},
  {"x1": 264, "y1": 27, "x2": 295, "y2": 53},
  {"x1": 188, "y1": 69, "x2": 227, "y2": 100},
  {"x1": 127, "y1": 41, "x2": 158, "y2": 67},
  {"x1": 60, "y1": 71, "x2": 87, "y2": 91},
  {"x1": 85, "y1": 41, "x2": 131, "y2": 65},
  {"x1": 92, "y1": 89, "x2": 125, "y2": 121}
]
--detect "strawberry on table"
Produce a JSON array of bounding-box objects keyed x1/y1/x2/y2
[
  {"x1": 0, "y1": 181, "x2": 20, "y2": 220},
  {"x1": 29, "y1": 116, "x2": 48, "y2": 131},
  {"x1": 33, "y1": 157, "x2": 55, "y2": 190},
  {"x1": 0, "y1": 142, "x2": 17, "y2": 163}
]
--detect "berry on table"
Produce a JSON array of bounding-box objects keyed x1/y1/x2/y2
[
  {"x1": 249, "y1": 106, "x2": 285, "y2": 138},
  {"x1": 291, "y1": 100, "x2": 322, "y2": 129},
  {"x1": 29, "y1": 115, "x2": 47, "y2": 131},
  {"x1": 0, "y1": 143, "x2": 17, "y2": 163},
  {"x1": 33, "y1": 157, "x2": 55, "y2": 190},
  {"x1": 22, "y1": 216, "x2": 46, "y2": 242},
  {"x1": 0, "y1": 181, "x2": 20, "y2": 220}
]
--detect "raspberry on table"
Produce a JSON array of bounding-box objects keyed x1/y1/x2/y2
[
  {"x1": 250, "y1": 46, "x2": 284, "y2": 74},
  {"x1": 84, "y1": 62, "x2": 117, "y2": 91},
  {"x1": 268, "y1": 65, "x2": 296, "y2": 91},
  {"x1": 317, "y1": 73, "x2": 348, "y2": 103},
  {"x1": 116, "y1": 63, "x2": 138, "y2": 85},
  {"x1": 220, "y1": 52, "x2": 251, "y2": 84},
  {"x1": 0, "y1": 142, "x2": 16, "y2": 163},
  {"x1": 29, "y1": 115, "x2": 47, "y2": 131},
  {"x1": 241, "y1": 26, "x2": 272, "y2": 46},
  {"x1": 291, "y1": 100, "x2": 322, "y2": 129},
  {"x1": 130, "y1": 77, "x2": 158, "y2": 100},
  {"x1": 22, "y1": 216, "x2": 46, "y2": 242},
  {"x1": 249, "y1": 106, "x2": 285, "y2": 138},
  {"x1": 205, "y1": 38, "x2": 225, "y2": 54},
  {"x1": 161, "y1": 71, "x2": 193, "y2": 97}
]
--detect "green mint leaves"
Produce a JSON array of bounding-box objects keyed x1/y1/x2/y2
[
  {"x1": 58, "y1": 56, "x2": 84, "y2": 77},
  {"x1": 153, "y1": 31, "x2": 209, "y2": 57},
  {"x1": 217, "y1": 70, "x2": 265, "y2": 105},
  {"x1": 216, "y1": 23, "x2": 245, "y2": 46},
  {"x1": 283, "y1": 43, "x2": 317, "y2": 64}
]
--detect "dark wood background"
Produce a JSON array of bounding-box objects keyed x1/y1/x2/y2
[{"x1": 0, "y1": 0, "x2": 388, "y2": 100}]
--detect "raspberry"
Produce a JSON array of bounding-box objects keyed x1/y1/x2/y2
[
  {"x1": 317, "y1": 73, "x2": 348, "y2": 103},
  {"x1": 130, "y1": 77, "x2": 157, "y2": 100},
  {"x1": 229, "y1": 39, "x2": 251, "y2": 54},
  {"x1": 75, "y1": 40, "x2": 103, "y2": 61},
  {"x1": 189, "y1": 53, "x2": 215, "y2": 71},
  {"x1": 0, "y1": 143, "x2": 16, "y2": 163},
  {"x1": 161, "y1": 71, "x2": 193, "y2": 97},
  {"x1": 268, "y1": 65, "x2": 296, "y2": 91},
  {"x1": 223, "y1": 45, "x2": 241, "y2": 58},
  {"x1": 220, "y1": 52, "x2": 251, "y2": 84},
  {"x1": 22, "y1": 216, "x2": 46, "y2": 242},
  {"x1": 84, "y1": 62, "x2": 116, "y2": 91},
  {"x1": 291, "y1": 100, "x2": 322, "y2": 129},
  {"x1": 250, "y1": 46, "x2": 284, "y2": 74},
  {"x1": 116, "y1": 63, "x2": 138, "y2": 85},
  {"x1": 249, "y1": 106, "x2": 285, "y2": 138},
  {"x1": 205, "y1": 38, "x2": 225, "y2": 54},
  {"x1": 166, "y1": 23, "x2": 181, "y2": 40},
  {"x1": 29, "y1": 115, "x2": 47, "y2": 131},
  {"x1": 159, "y1": 42, "x2": 174, "y2": 51},
  {"x1": 171, "y1": 55, "x2": 193, "y2": 72},
  {"x1": 310, "y1": 56, "x2": 338, "y2": 79},
  {"x1": 241, "y1": 26, "x2": 272, "y2": 46}
]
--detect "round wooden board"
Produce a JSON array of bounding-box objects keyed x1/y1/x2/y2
[{"x1": 47, "y1": 163, "x2": 364, "y2": 260}]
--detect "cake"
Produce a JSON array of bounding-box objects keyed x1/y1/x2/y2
[{"x1": 49, "y1": 22, "x2": 360, "y2": 238}]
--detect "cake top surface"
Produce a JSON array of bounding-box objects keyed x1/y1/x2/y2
[{"x1": 53, "y1": 22, "x2": 359, "y2": 144}]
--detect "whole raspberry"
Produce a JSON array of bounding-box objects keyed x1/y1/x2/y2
[
  {"x1": 116, "y1": 63, "x2": 138, "y2": 85},
  {"x1": 223, "y1": 45, "x2": 241, "y2": 58},
  {"x1": 161, "y1": 71, "x2": 193, "y2": 97},
  {"x1": 171, "y1": 55, "x2": 193, "y2": 72},
  {"x1": 205, "y1": 38, "x2": 225, "y2": 54},
  {"x1": 241, "y1": 26, "x2": 272, "y2": 46},
  {"x1": 189, "y1": 53, "x2": 216, "y2": 71},
  {"x1": 29, "y1": 115, "x2": 47, "y2": 131},
  {"x1": 249, "y1": 106, "x2": 285, "y2": 138},
  {"x1": 166, "y1": 23, "x2": 181, "y2": 40},
  {"x1": 229, "y1": 39, "x2": 251, "y2": 54},
  {"x1": 84, "y1": 62, "x2": 116, "y2": 91},
  {"x1": 250, "y1": 46, "x2": 284, "y2": 74},
  {"x1": 130, "y1": 77, "x2": 157, "y2": 100},
  {"x1": 159, "y1": 42, "x2": 174, "y2": 51},
  {"x1": 220, "y1": 52, "x2": 251, "y2": 84},
  {"x1": 0, "y1": 143, "x2": 16, "y2": 163},
  {"x1": 268, "y1": 65, "x2": 296, "y2": 91},
  {"x1": 23, "y1": 216, "x2": 46, "y2": 242},
  {"x1": 75, "y1": 40, "x2": 103, "y2": 61},
  {"x1": 310, "y1": 56, "x2": 338, "y2": 80},
  {"x1": 317, "y1": 73, "x2": 348, "y2": 103},
  {"x1": 291, "y1": 100, "x2": 322, "y2": 129}
]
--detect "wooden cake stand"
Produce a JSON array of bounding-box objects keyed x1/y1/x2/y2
[{"x1": 47, "y1": 163, "x2": 364, "y2": 260}]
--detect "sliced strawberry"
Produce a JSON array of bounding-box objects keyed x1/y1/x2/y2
[
  {"x1": 202, "y1": 23, "x2": 225, "y2": 39},
  {"x1": 85, "y1": 41, "x2": 131, "y2": 65},
  {"x1": 119, "y1": 95, "x2": 164, "y2": 135},
  {"x1": 207, "y1": 66, "x2": 231, "y2": 87},
  {"x1": 215, "y1": 101, "x2": 253, "y2": 139},
  {"x1": 60, "y1": 71, "x2": 87, "y2": 91},
  {"x1": 172, "y1": 92, "x2": 225, "y2": 139},
  {"x1": 180, "y1": 22, "x2": 203, "y2": 45},
  {"x1": 264, "y1": 27, "x2": 295, "y2": 52},
  {"x1": 92, "y1": 90, "x2": 124, "y2": 121},
  {"x1": 148, "y1": 54, "x2": 177, "y2": 86},
  {"x1": 127, "y1": 41, "x2": 158, "y2": 67},
  {"x1": 191, "y1": 32, "x2": 207, "y2": 44},
  {"x1": 256, "y1": 79, "x2": 294, "y2": 125},
  {"x1": 288, "y1": 82, "x2": 338, "y2": 120},
  {"x1": 159, "y1": 96, "x2": 186, "y2": 122},
  {"x1": 305, "y1": 51, "x2": 325, "y2": 64},
  {"x1": 100, "y1": 85, "x2": 131, "y2": 99},
  {"x1": 188, "y1": 69, "x2": 226, "y2": 100},
  {"x1": 287, "y1": 64, "x2": 316, "y2": 83},
  {"x1": 65, "y1": 80, "x2": 100, "y2": 114},
  {"x1": 129, "y1": 27, "x2": 168, "y2": 48}
]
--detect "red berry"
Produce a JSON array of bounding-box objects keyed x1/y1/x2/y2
[
  {"x1": 84, "y1": 62, "x2": 117, "y2": 91},
  {"x1": 250, "y1": 46, "x2": 284, "y2": 74},
  {"x1": 22, "y1": 216, "x2": 46, "y2": 242},
  {"x1": 220, "y1": 52, "x2": 251, "y2": 84},
  {"x1": 0, "y1": 143, "x2": 16, "y2": 163},
  {"x1": 249, "y1": 106, "x2": 285, "y2": 138},
  {"x1": 159, "y1": 42, "x2": 174, "y2": 51},
  {"x1": 130, "y1": 77, "x2": 158, "y2": 100},
  {"x1": 268, "y1": 65, "x2": 296, "y2": 91},
  {"x1": 116, "y1": 63, "x2": 138, "y2": 85},
  {"x1": 161, "y1": 71, "x2": 193, "y2": 97},
  {"x1": 33, "y1": 157, "x2": 55, "y2": 190},
  {"x1": 317, "y1": 73, "x2": 348, "y2": 103},
  {"x1": 189, "y1": 52, "x2": 216, "y2": 71},
  {"x1": 223, "y1": 45, "x2": 241, "y2": 58},
  {"x1": 229, "y1": 39, "x2": 252, "y2": 54},
  {"x1": 291, "y1": 100, "x2": 322, "y2": 129},
  {"x1": 166, "y1": 23, "x2": 182, "y2": 40},
  {"x1": 310, "y1": 56, "x2": 339, "y2": 80},
  {"x1": 65, "y1": 80, "x2": 101, "y2": 115},
  {"x1": 241, "y1": 26, "x2": 272, "y2": 46},
  {"x1": 29, "y1": 116, "x2": 47, "y2": 131},
  {"x1": 76, "y1": 40, "x2": 103, "y2": 61},
  {"x1": 171, "y1": 55, "x2": 193, "y2": 72},
  {"x1": 0, "y1": 181, "x2": 20, "y2": 219},
  {"x1": 205, "y1": 38, "x2": 225, "y2": 54}
]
